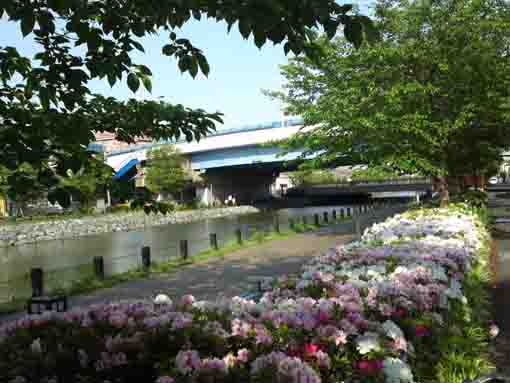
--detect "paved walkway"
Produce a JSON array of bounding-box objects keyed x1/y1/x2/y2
[
  {"x1": 488, "y1": 192, "x2": 510, "y2": 375},
  {"x1": 72, "y1": 230, "x2": 352, "y2": 306},
  {"x1": 0, "y1": 225, "x2": 353, "y2": 323},
  {"x1": 490, "y1": 238, "x2": 510, "y2": 375}
]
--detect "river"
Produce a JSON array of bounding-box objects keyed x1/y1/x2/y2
[{"x1": 0, "y1": 204, "x2": 369, "y2": 303}]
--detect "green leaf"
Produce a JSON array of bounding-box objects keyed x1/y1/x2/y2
[
  {"x1": 131, "y1": 40, "x2": 145, "y2": 53},
  {"x1": 253, "y1": 28, "x2": 267, "y2": 49},
  {"x1": 107, "y1": 73, "x2": 116, "y2": 87},
  {"x1": 325, "y1": 20, "x2": 340, "y2": 40},
  {"x1": 238, "y1": 19, "x2": 252, "y2": 39},
  {"x1": 344, "y1": 19, "x2": 363, "y2": 48},
  {"x1": 197, "y1": 54, "x2": 210, "y2": 77},
  {"x1": 127, "y1": 73, "x2": 140, "y2": 93},
  {"x1": 284, "y1": 42, "x2": 291, "y2": 55},
  {"x1": 39, "y1": 87, "x2": 50, "y2": 110},
  {"x1": 268, "y1": 25, "x2": 286, "y2": 44},
  {"x1": 21, "y1": 12, "x2": 35, "y2": 37},
  {"x1": 137, "y1": 65, "x2": 152, "y2": 76},
  {"x1": 189, "y1": 57, "x2": 199, "y2": 78},
  {"x1": 141, "y1": 75, "x2": 152, "y2": 93},
  {"x1": 132, "y1": 22, "x2": 145, "y2": 37},
  {"x1": 178, "y1": 56, "x2": 191, "y2": 73},
  {"x1": 359, "y1": 16, "x2": 380, "y2": 43},
  {"x1": 162, "y1": 44, "x2": 177, "y2": 56}
]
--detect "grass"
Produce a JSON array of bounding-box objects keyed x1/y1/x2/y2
[{"x1": 0, "y1": 218, "x2": 343, "y2": 316}]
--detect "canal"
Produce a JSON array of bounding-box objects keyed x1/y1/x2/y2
[{"x1": 0, "y1": 204, "x2": 374, "y2": 303}]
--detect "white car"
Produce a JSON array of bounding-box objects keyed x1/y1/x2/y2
[{"x1": 489, "y1": 176, "x2": 500, "y2": 184}]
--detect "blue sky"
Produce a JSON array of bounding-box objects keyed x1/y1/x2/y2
[{"x1": 0, "y1": 1, "x2": 373, "y2": 131}]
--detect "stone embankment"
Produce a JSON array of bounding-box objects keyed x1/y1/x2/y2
[{"x1": 0, "y1": 206, "x2": 260, "y2": 247}]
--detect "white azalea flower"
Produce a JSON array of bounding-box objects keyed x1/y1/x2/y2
[
  {"x1": 356, "y1": 332, "x2": 381, "y2": 355},
  {"x1": 383, "y1": 358, "x2": 414, "y2": 383},
  {"x1": 382, "y1": 320, "x2": 404, "y2": 340},
  {"x1": 154, "y1": 294, "x2": 172, "y2": 306},
  {"x1": 30, "y1": 338, "x2": 42, "y2": 354}
]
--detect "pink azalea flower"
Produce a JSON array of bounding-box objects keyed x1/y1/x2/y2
[
  {"x1": 490, "y1": 323, "x2": 500, "y2": 338},
  {"x1": 304, "y1": 343, "x2": 320, "y2": 356},
  {"x1": 357, "y1": 359, "x2": 383, "y2": 376},
  {"x1": 180, "y1": 294, "x2": 195, "y2": 306},
  {"x1": 237, "y1": 348, "x2": 250, "y2": 363},
  {"x1": 175, "y1": 350, "x2": 201, "y2": 375},
  {"x1": 415, "y1": 325, "x2": 430, "y2": 337}
]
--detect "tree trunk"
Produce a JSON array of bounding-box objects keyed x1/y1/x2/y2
[{"x1": 433, "y1": 176, "x2": 449, "y2": 207}]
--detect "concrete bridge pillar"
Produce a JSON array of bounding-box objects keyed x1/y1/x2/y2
[{"x1": 198, "y1": 167, "x2": 279, "y2": 206}]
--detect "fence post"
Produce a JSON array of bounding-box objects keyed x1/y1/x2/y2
[
  {"x1": 332, "y1": 210, "x2": 337, "y2": 220},
  {"x1": 235, "y1": 228, "x2": 243, "y2": 245},
  {"x1": 180, "y1": 240, "x2": 189, "y2": 259},
  {"x1": 210, "y1": 233, "x2": 219, "y2": 250},
  {"x1": 31, "y1": 268, "x2": 44, "y2": 297},
  {"x1": 274, "y1": 216, "x2": 280, "y2": 234},
  {"x1": 354, "y1": 219, "x2": 362, "y2": 240},
  {"x1": 302, "y1": 216, "x2": 308, "y2": 226},
  {"x1": 289, "y1": 218, "x2": 295, "y2": 231},
  {"x1": 314, "y1": 213, "x2": 320, "y2": 226},
  {"x1": 141, "y1": 246, "x2": 151, "y2": 270},
  {"x1": 323, "y1": 211, "x2": 329, "y2": 223},
  {"x1": 93, "y1": 256, "x2": 105, "y2": 279},
  {"x1": 340, "y1": 209, "x2": 345, "y2": 219},
  {"x1": 346, "y1": 207, "x2": 351, "y2": 217}
]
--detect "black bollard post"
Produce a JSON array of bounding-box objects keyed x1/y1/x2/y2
[
  {"x1": 180, "y1": 240, "x2": 189, "y2": 259},
  {"x1": 323, "y1": 211, "x2": 329, "y2": 223},
  {"x1": 235, "y1": 229, "x2": 243, "y2": 245},
  {"x1": 93, "y1": 256, "x2": 105, "y2": 279},
  {"x1": 289, "y1": 218, "x2": 295, "y2": 231},
  {"x1": 141, "y1": 246, "x2": 151, "y2": 270},
  {"x1": 210, "y1": 233, "x2": 219, "y2": 250},
  {"x1": 340, "y1": 209, "x2": 345, "y2": 219},
  {"x1": 354, "y1": 219, "x2": 362, "y2": 240},
  {"x1": 274, "y1": 217, "x2": 280, "y2": 234},
  {"x1": 31, "y1": 268, "x2": 44, "y2": 297},
  {"x1": 314, "y1": 213, "x2": 320, "y2": 226},
  {"x1": 332, "y1": 210, "x2": 337, "y2": 220},
  {"x1": 303, "y1": 216, "x2": 308, "y2": 226},
  {"x1": 347, "y1": 207, "x2": 352, "y2": 217}
]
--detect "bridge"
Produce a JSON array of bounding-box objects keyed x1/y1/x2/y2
[
  {"x1": 287, "y1": 178, "x2": 432, "y2": 202},
  {"x1": 92, "y1": 118, "x2": 313, "y2": 205},
  {"x1": 92, "y1": 119, "x2": 431, "y2": 205}
]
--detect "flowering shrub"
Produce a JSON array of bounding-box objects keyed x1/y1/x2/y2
[{"x1": 0, "y1": 204, "x2": 493, "y2": 383}]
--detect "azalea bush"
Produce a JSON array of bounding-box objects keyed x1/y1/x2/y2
[{"x1": 0, "y1": 204, "x2": 494, "y2": 383}]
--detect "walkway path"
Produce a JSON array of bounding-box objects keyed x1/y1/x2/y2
[
  {"x1": 71, "y1": 229, "x2": 352, "y2": 306},
  {"x1": 0, "y1": 225, "x2": 354, "y2": 323},
  {"x1": 488, "y1": 190, "x2": 510, "y2": 375}
]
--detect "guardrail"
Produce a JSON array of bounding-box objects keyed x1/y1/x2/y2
[{"x1": 294, "y1": 178, "x2": 432, "y2": 190}]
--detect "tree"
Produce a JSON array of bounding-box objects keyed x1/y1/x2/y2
[
  {"x1": 145, "y1": 146, "x2": 190, "y2": 200},
  {"x1": 6, "y1": 163, "x2": 56, "y2": 216},
  {"x1": 268, "y1": 0, "x2": 510, "y2": 198},
  {"x1": 0, "y1": 1, "x2": 372, "y2": 178},
  {"x1": 0, "y1": 166, "x2": 9, "y2": 197},
  {"x1": 55, "y1": 155, "x2": 114, "y2": 211}
]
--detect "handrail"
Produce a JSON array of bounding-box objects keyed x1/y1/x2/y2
[{"x1": 298, "y1": 178, "x2": 432, "y2": 189}]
